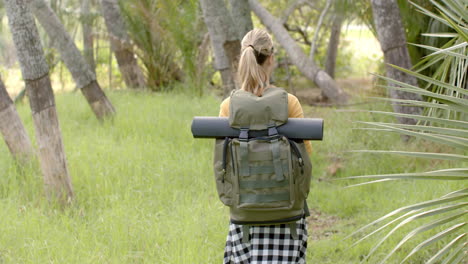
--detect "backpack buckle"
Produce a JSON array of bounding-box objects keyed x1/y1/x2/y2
[
  {"x1": 239, "y1": 127, "x2": 249, "y2": 141},
  {"x1": 267, "y1": 123, "x2": 278, "y2": 136}
]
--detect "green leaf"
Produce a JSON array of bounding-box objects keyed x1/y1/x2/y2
[
  {"x1": 348, "y1": 210, "x2": 418, "y2": 245},
  {"x1": 345, "y1": 168, "x2": 468, "y2": 181},
  {"x1": 428, "y1": 233, "x2": 467, "y2": 264},
  {"x1": 429, "y1": 0, "x2": 465, "y2": 27},
  {"x1": 410, "y1": 43, "x2": 468, "y2": 59},
  {"x1": 409, "y1": 1, "x2": 455, "y2": 30},
  {"x1": 369, "y1": 97, "x2": 463, "y2": 113},
  {"x1": 412, "y1": 50, "x2": 446, "y2": 73},
  {"x1": 363, "y1": 208, "x2": 466, "y2": 263},
  {"x1": 442, "y1": 0, "x2": 468, "y2": 22},
  {"x1": 442, "y1": 189, "x2": 468, "y2": 198},
  {"x1": 399, "y1": 222, "x2": 466, "y2": 263},
  {"x1": 387, "y1": 65, "x2": 468, "y2": 96},
  {"x1": 349, "y1": 150, "x2": 468, "y2": 162},
  {"x1": 427, "y1": 42, "x2": 468, "y2": 57},
  {"x1": 377, "y1": 211, "x2": 467, "y2": 264},
  {"x1": 357, "y1": 122, "x2": 468, "y2": 150},
  {"x1": 438, "y1": 10, "x2": 468, "y2": 42},
  {"x1": 369, "y1": 111, "x2": 468, "y2": 129},
  {"x1": 345, "y1": 193, "x2": 467, "y2": 239},
  {"x1": 412, "y1": 38, "x2": 456, "y2": 72},
  {"x1": 421, "y1": 32, "x2": 458, "y2": 38},
  {"x1": 436, "y1": 236, "x2": 466, "y2": 264},
  {"x1": 377, "y1": 84, "x2": 468, "y2": 109},
  {"x1": 389, "y1": 124, "x2": 468, "y2": 138},
  {"x1": 343, "y1": 178, "x2": 396, "y2": 189}
]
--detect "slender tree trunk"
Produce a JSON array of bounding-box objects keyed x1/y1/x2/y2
[
  {"x1": 80, "y1": 0, "x2": 96, "y2": 74},
  {"x1": 371, "y1": 0, "x2": 422, "y2": 125},
  {"x1": 100, "y1": 0, "x2": 145, "y2": 89},
  {"x1": 29, "y1": 0, "x2": 115, "y2": 120},
  {"x1": 309, "y1": 0, "x2": 331, "y2": 61},
  {"x1": 249, "y1": 0, "x2": 348, "y2": 103},
  {"x1": 325, "y1": 15, "x2": 343, "y2": 79},
  {"x1": 0, "y1": 75, "x2": 34, "y2": 162},
  {"x1": 200, "y1": 0, "x2": 241, "y2": 98},
  {"x1": 229, "y1": 0, "x2": 253, "y2": 39},
  {"x1": 5, "y1": 0, "x2": 74, "y2": 203}
]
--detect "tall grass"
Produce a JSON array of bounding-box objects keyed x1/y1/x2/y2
[{"x1": 0, "y1": 90, "x2": 460, "y2": 263}]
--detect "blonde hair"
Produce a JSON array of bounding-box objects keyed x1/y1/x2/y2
[{"x1": 238, "y1": 29, "x2": 274, "y2": 96}]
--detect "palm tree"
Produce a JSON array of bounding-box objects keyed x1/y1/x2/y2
[
  {"x1": 100, "y1": 0, "x2": 146, "y2": 89},
  {"x1": 80, "y1": 0, "x2": 96, "y2": 74},
  {"x1": 30, "y1": 0, "x2": 116, "y2": 120},
  {"x1": 371, "y1": 0, "x2": 423, "y2": 126},
  {"x1": 347, "y1": 1, "x2": 467, "y2": 263},
  {"x1": 200, "y1": 0, "x2": 241, "y2": 97},
  {"x1": 4, "y1": 0, "x2": 74, "y2": 204}
]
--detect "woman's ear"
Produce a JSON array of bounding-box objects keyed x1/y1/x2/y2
[
  {"x1": 267, "y1": 55, "x2": 275, "y2": 71},
  {"x1": 269, "y1": 54, "x2": 274, "y2": 64}
]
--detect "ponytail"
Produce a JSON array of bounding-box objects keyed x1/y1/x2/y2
[
  {"x1": 237, "y1": 29, "x2": 274, "y2": 97},
  {"x1": 238, "y1": 46, "x2": 268, "y2": 96}
]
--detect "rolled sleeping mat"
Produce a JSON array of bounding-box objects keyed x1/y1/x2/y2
[{"x1": 191, "y1": 117, "x2": 323, "y2": 140}]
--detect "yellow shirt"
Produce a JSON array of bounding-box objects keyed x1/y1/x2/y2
[{"x1": 218, "y1": 93, "x2": 312, "y2": 154}]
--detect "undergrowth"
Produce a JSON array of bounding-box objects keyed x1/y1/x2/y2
[{"x1": 0, "y1": 89, "x2": 461, "y2": 263}]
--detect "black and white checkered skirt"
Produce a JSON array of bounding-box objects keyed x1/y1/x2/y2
[{"x1": 223, "y1": 217, "x2": 308, "y2": 264}]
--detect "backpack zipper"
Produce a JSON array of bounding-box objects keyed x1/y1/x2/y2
[
  {"x1": 222, "y1": 137, "x2": 231, "y2": 183},
  {"x1": 288, "y1": 139, "x2": 304, "y2": 174}
]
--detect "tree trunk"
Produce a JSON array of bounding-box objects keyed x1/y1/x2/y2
[
  {"x1": 229, "y1": 0, "x2": 253, "y2": 39},
  {"x1": 249, "y1": 0, "x2": 348, "y2": 104},
  {"x1": 29, "y1": 0, "x2": 115, "y2": 120},
  {"x1": 309, "y1": 0, "x2": 331, "y2": 61},
  {"x1": 0, "y1": 75, "x2": 34, "y2": 163},
  {"x1": 200, "y1": 0, "x2": 241, "y2": 98},
  {"x1": 325, "y1": 15, "x2": 343, "y2": 79},
  {"x1": 80, "y1": 0, "x2": 96, "y2": 74},
  {"x1": 100, "y1": 0, "x2": 145, "y2": 89},
  {"x1": 371, "y1": 0, "x2": 422, "y2": 125},
  {"x1": 5, "y1": 0, "x2": 74, "y2": 203}
]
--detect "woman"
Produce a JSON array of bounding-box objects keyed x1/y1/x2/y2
[{"x1": 218, "y1": 29, "x2": 312, "y2": 264}]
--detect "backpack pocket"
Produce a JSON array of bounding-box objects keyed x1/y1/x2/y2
[
  {"x1": 290, "y1": 140, "x2": 313, "y2": 200},
  {"x1": 213, "y1": 139, "x2": 234, "y2": 206},
  {"x1": 231, "y1": 137, "x2": 295, "y2": 210}
]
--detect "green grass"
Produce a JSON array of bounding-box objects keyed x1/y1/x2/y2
[{"x1": 0, "y1": 90, "x2": 463, "y2": 263}]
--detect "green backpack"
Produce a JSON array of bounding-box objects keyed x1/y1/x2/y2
[{"x1": 213, "y1": 87, "x2": 312, "y2": 242}]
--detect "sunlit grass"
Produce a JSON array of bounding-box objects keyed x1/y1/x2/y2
[{"x1": 0, "y1": 89, "x2": 461, "y2": 263}]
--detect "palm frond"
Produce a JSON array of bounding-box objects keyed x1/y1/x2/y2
[
  {"x1": 345, "y1": 192, "x2": 467, "y2": 239},
  {"x1": 368, "y1": 111, "x2": 468, "y2": 129},
  {"x1": 400, "y1": 223, "x2": 466, "y2": 263},
  {"x1": 438, "y1": 235, "x2": 467, "y2": 264},
  {"x1": 376, "y1": 211, "x2": 467, "y2": 264},
  {"x1": 361, "y1": 209, "x2": 466, "y2": 263},
  {"x1": 348, "y1": 1, "x2": 467, "y2": 262},
  {"x1": 349, "y1": 150, "x2": 468, "y2": 161}
]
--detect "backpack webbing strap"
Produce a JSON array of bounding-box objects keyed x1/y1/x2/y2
[
  {"x1": 304, "y1": 200, "x2": 310, "y2": 217},
  {"x1": 268, "y1": 124, "x2": 285, "y2": 182},
  {"x1": 239, "y1": 179, "x2": 289, "y2": 189},
  {"x1": 289, "y1": 222, "x2": 298, "y2": 240},
  {"x1": 242, "y1": 225, "x2": 250, "y2": 244},
  {"x1": 270, "y1": 139, "x2": 284, "y2": 181},
  {"x1": 239, "y1": 128, "x2": 250, "y2": 177},
  {"x1": 240, "y1": 192, "x2": 289, "y2": 204},
  {"x1": 249, "y1": 162, "x2": 288, "y2": 175}
]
